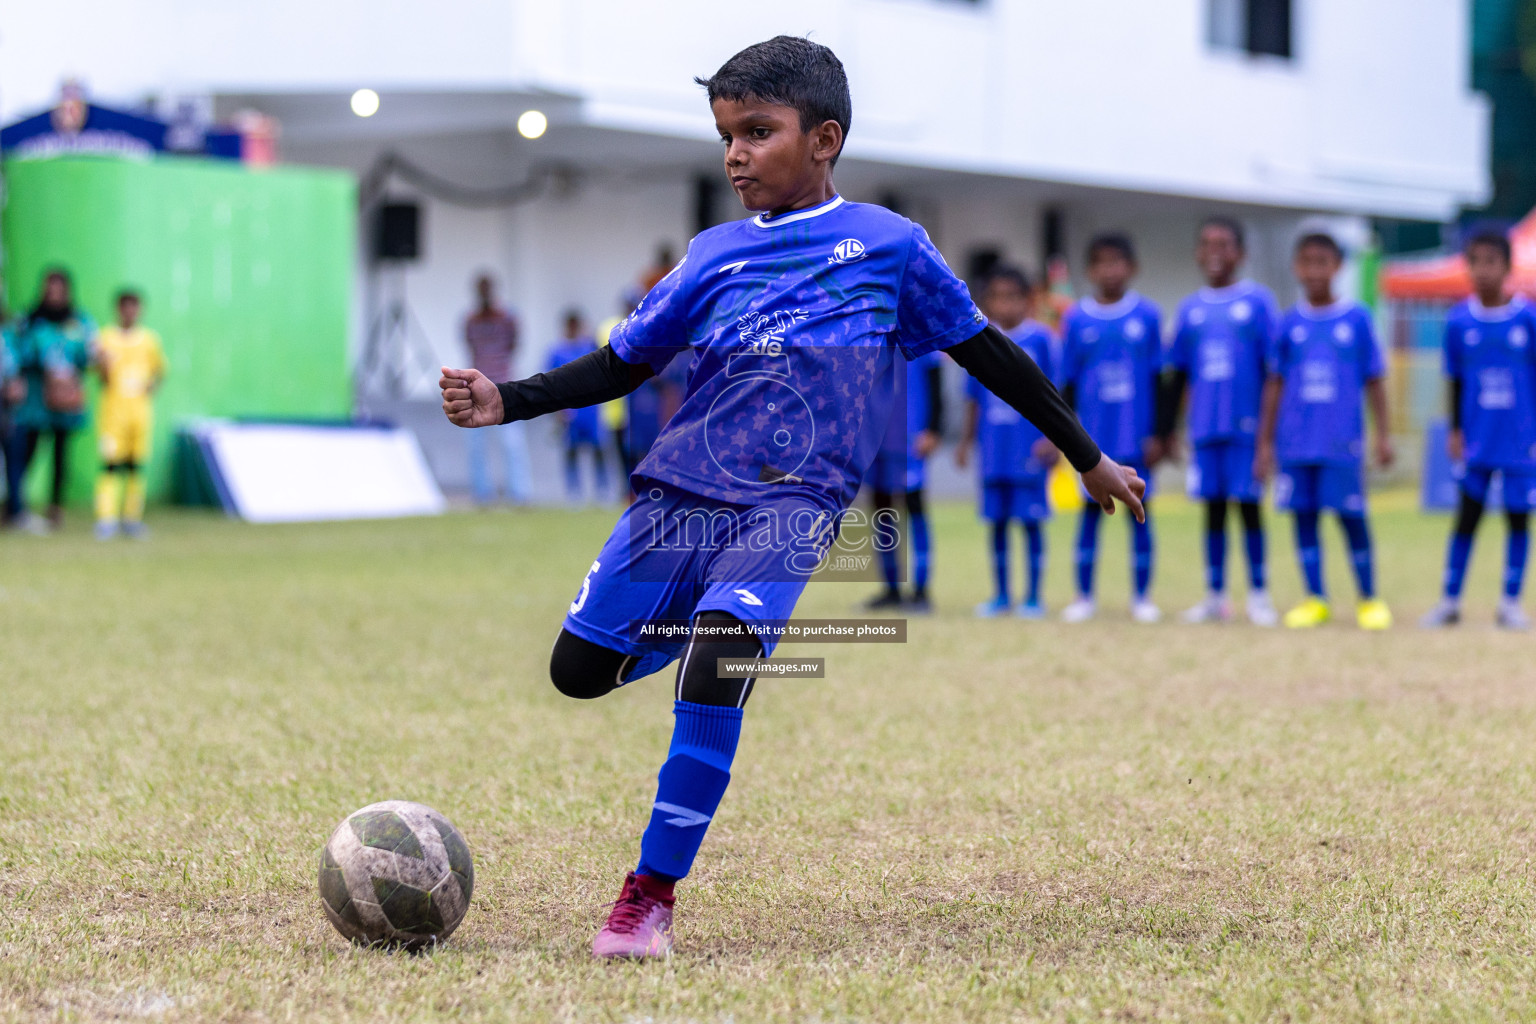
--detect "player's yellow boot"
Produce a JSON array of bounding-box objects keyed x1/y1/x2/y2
[
  {"x1": 1356, "y1": 598, "x2": 1393, "y2": 631},
  {"x1": 1283, "y1": 597, "x2": 1330, "y2": 629}
]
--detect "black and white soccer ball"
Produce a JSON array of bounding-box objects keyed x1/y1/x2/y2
[{"x1": 318, "y1": 800, "x2": 474, "y2": 950}]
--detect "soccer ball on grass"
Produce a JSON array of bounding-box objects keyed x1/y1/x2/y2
[{"x1": 318, "y1": 800, "x2": 474, "y2": 949}]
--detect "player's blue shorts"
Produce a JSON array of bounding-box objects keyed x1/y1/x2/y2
[
  {"x1": 867, "y1": 450, "x2": 925, "y2": 493},
  {"x1": 1458, "y1": 464, "x2": 1536, "y2": 513},
  {"x1": 566, "y1": 418, "x2": 602, "y2": 447},
  {"x1": 1187, "y1": 439, "x2": 1262, "y2": 502},
  {"x1": 980, "y1": 478, "x2": 1050, "y2": 523},
  {"x1": 1275, "y1": 462, "x2": 1365, "y2": 514},
  {"x1": 1080, "y1": 458, "x2": 1155, "y2": 502},
  {"x1": 562, "y1": 481, "x2": 834, "y2": 682}
]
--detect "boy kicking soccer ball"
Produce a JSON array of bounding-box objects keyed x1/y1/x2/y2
[
  {"x1": 1160, "y1": 217, "x2": 1280, "y2": 626},
  {"x1": 439, "y1": 36, "x2": 1143, "y2": 959},
  {"x1": 1257, "y1": 232, "x2": 1394, "y2": 630},
  {"x1": 1058, "y1": 233, "x2": 1163, "y2": 624},
  {"x1": 957, "y1": 266, "x2": 1058, "y2": 619},
  {"x1": 1421, "y1": 226, "x2": 1536, "y2": 630}
]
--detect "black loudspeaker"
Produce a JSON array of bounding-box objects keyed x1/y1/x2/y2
[{"x1": 374, "y1": 202, "x2": 421, "y2": 261}]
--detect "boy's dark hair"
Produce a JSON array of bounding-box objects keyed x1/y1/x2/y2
[
  {"x1": 1200, "y1": 215, "x2": 1246, "y2": 250},
  {"x1": 982, "y1": 265, "x2": 1032, "y2": 295},
  {"x1": 1295, "y1": 232, "x2": 1344, "y2": 260},
  {"x1": 1464, "y1": 223, "x2": 1512, "y2": 265},
  {"x1": 696, "y1": 36, "x2": 851, "y2": 163},
  {"x1": 117, "y1": 289, "x2": 141, "y2": 306},
  {"x1": 1087, "y1": 232, "x2": 1136, "y2": 265}
]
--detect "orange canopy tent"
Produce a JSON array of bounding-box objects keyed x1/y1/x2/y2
[{"x1": 1382, "y1": 208, "x2": 1536, "y2": 300}]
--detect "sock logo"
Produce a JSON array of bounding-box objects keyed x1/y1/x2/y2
[{"x1": 653, "y1": 801, "x2": 711, "y2": 827}]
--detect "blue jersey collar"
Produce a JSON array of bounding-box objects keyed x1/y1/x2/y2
[
  {"x1": 1468, "y1": 295, "x2": 1527, "y2": 322},
  {"x1": 753, "y1": 194, "x2": 845, "y2": 228},
  {"x1": 1296, "y1": 298, "x2": 1352, "y2": 321},
  {"x1": 1198, "y1": 280, "x2": 1256, "y2": 303},
  {"x1": 1079, "y1": 292, "x2": 1141, "y2": 319}
]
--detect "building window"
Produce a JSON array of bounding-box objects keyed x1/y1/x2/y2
[{"x1": 1208, "y1": 0, "x2": 1293, "y2": 60}]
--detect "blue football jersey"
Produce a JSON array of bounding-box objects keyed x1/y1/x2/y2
[
  {"x1": 1059, "y1": 293, "x2": 1162, "y2": 463},
  {"x1": 607, "y1": 194, "x2": 986, "y2": 510},
  {"x1": 966, "y1": 319, "x2": 1056, "y2": 483},
  {"x1": 1167, "y1": 280, "x2": 1278, "y2": 443},
  {"x1": 1269, "y1": 301, "x2": 1384, "y2": 465},
  {"x1": 548, "y1": 338, "x2": 602, "y2": 434},
  {"x1": 879, "y1": 348, "x2": 945, "y2": 458},
  {"x1": 1444, "y1": 296, "x2": 1536, "y2": 469}
]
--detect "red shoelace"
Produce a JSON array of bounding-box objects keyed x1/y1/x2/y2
[{"x1": 604, "y1": 874, "x2": 671, "y2": 934}]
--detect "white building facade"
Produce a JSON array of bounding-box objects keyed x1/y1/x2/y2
[{"x1": 2, "y1": 0, "x2": 1490, "y2": 407}]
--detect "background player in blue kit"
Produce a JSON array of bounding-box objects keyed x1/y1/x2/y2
[
  {"x1": 957, "y1": 266, "x2": 1058, "y2": 618},
  {"x1": 864, "y1": 346, "x2": 944, "y2": 613},
  {"x1": 1160, "y1": 217, "x2": 1281, "y2": 626},
  {"x1": 1421, "y1": 227, "x2": 1536, "y2": 630},
  {"x1": 547, "y1": 310, "x2": 608, "y2": 501},
  {"x1": 1059, "y1": 233, "x2": 1163, "y2": 624},
  {"x1": 1257, "y1": 232, "x2": 1395, "y2": 631},
  {"x1": 438, "y1": 36, "x2": 1145, "y2": 960}
]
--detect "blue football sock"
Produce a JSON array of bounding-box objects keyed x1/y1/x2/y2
[
  {"x1": 637, "y1": 701, "x2": 743, "y2": 882},
  {"x1": 1076, "y1": 506, "x2": 1101, "y2": 597},
  {"x1": 1341, "y1": 513, "x2": 1375, "y2": 599},
  {"x1": 1505, "y1": 521, "x2": 1529, "y2": 599},
  {"x1": 1205, "y1": 514, "x2": 1226, "y2": 594},
  {"x1": 1444, "y1": 532, "x2": 1475, "y2": 599},
  {"x1": 1132, "y1": 512, "x2": 1154, "y2": 599},
  {"x1": 990, "y1": 520, "x2": 1010, "y2": 604},
  {"x1": 1025, "y1": 520, "x2": 1045, "y2": 606},
  {"x1": 1295, "y1": 512, "x2": 1325, "y2": 597},
  {"x1": 910, "y1": 508, "x2": 931, "y2": 595}
]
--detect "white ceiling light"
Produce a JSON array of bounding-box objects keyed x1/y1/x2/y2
[
  {"x1": 350, "y1": 89, "x2": 380, "y2": 118},
  {"x1": 517, "y1": 109, "x2": 548, "y2": 139}
]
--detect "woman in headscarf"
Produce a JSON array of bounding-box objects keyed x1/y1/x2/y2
[{"x1": 5, "y1": 269, "x2": 96, "y2": 531}]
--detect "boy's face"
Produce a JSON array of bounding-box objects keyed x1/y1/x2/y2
[
  {"x1": 1196, "y1": 225, "x2": 1243, "y2": 286},
  {"x1": 712, "y1": 97, "x2": 841, "y2": 213},
  {"x1": 1087, "y1": 251, "x2": 1134, "y2": 297},
  {"x1": 981, "y1": 279, "x2": 1031, "y2": 328},
  {"x1": 1466, "y1": 242, "x2": 1510, "y2": 297},
  {"x1": 1293, "y1": 243, "x2": 1341, "y2": 297},
  {"x1": 118, "y1": 298, "x2": 140, "y2": 327}
]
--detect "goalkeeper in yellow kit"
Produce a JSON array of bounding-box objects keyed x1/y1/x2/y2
[{"x1": 94, "y1": 290, "x2": 166, "y2": 540}]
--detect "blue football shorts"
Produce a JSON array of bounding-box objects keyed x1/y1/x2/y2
[
  {"x1": 980, "y1": 478, "x2": 1051, "y2": 524},
  {"x1": 562, "y1": 482, "x2": 834, "y2": 681},
  {"x1": 1458, "y1": 464, "x2": 1536, "y2": 513},
  {"x1": 867, "y1": 449, "x2": 925, "y2": 493},
  {"x1": 1187, "y1": 439, "x2": 1262, "y2": 502},
  {"x1": 1275, "y1": 462, "x2": 1365, "y2": 514}
]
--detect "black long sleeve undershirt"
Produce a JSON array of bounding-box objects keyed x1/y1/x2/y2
[
  {"x1": 493, "y1": 325, "x2": 1101, "y2": 473},
  {"x1": 495, "y1": 346, "x2": 655, "y2": 424},
  {"x1": 947, "y1": 325, "x2": 1102, "y2": 472},
  {"x1": 1154, "y1": 368, "x2": 1189, "y2": 440},
  {"x1": 1449, "y1": 377, "x2": 1463, "y2": 432},
  {"x1": 922, "y1": 361, "x2": 945, "y2": 434}
]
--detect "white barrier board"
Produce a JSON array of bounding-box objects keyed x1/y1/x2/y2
[{"x1": 199, "y1": 423, "x2": 445, "y2": 523}]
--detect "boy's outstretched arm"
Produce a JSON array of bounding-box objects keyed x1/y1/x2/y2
[
  {"x1": 440, "y1": 346, "x2": 656, "y2": 428},
  {"x1": 947, "y1": 325, "x2": 1145, "y2": 522}
]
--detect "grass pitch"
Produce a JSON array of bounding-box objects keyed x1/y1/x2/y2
[{"x1": 3, "y1": 492, "x2": 1535, "y2": 1022}]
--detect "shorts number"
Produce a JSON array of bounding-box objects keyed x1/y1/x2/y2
[{"x1": 570, "y1": 560, "x2": 601, "y2": 614}]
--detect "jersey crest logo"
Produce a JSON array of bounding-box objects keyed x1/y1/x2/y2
[
  {"x1": 1188, "y1": 307, "x2": 1206, "y2": 325},
  {"x1": 1231, "y1": 300, "x2": 1252, "y2": 322},
  {"x1": 717, "y1": 260, "x2": 751, "y2": 276},
  {"x1": 1332, "y1": 322, "x2": 1354, "y2": 344},
  {"x1": 1124, "y1": 318, "x2": 1146, "y2": 341},
  {"x1": 830, "y1": 238, "x2": 866, "y2": 264},
  {"x1": 1510, "y1": 327, "x2": 1527, "y2": 349},
  {"x1": 1290, "y1": 325, "x2": 1308, "y2": 343}
]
